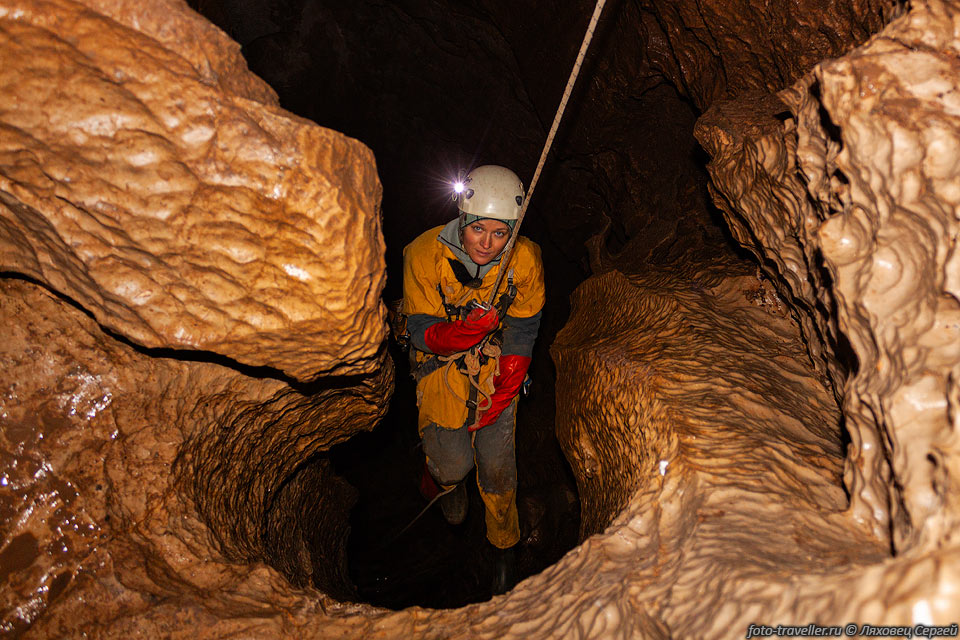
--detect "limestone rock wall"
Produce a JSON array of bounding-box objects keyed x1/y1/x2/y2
[
  {"x1": 551, "y1": 262, "x2": 891, "y2": 637},
  {"x1": 0, "y1": 0, "x2": 386, "y2": 381},
  {"x1": 696, "y1": 0, "x2": 960, "y2": 554},
  {"x1": 0, "y1": 257, "x2": 903, "y2": 638},
  {"x1": 635, "y1": 0, "x2": 896, "y2": 110},
  {"x1": 0, "y1": 0, "x2": 395, "y2": 635},
  {"x1": 0, "y1": 278, "x2": 391, "y2": 634},
  {"x1": 551, "y1": 259, "x2": 849, "y2": 539}
]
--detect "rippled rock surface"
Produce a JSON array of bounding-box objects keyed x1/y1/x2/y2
[
  {"x1": 0, "y1": 0, "x2": 385, "y2": 381},
  {"x1": 0, "y1": 0, "x2": 393, "y2": 635},
  {"x1": 3, "y1": 0, "x2": 960, "y2": 638},
  {"x1": 698, "y1": 0, "x2": 960, "y2": 556},
  {"x1": 0, "y1": 277, "x2": 392, "y2": 635}
]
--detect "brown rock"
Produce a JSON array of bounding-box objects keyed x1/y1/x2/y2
[
  {"x1": 552, "y1": 261, "x2": 886, "y2": 636},
  {"x1": 5, "y1": 0, "x2": 960, "y2": 637},
  {"x1": 0, "y1": 274, "x2": 391, "y2": 635},
  {"x1": 635, "y1": 0, "x2": 894, "y2": 109},
  {"x1": 698, "y1": 0, "x2": 960, "y2": 557},
  {"x1": 0, "y1": 0, "x2": 386, "y2": 381}
]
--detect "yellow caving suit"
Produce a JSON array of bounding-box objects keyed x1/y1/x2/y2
[{"x1": 402, "y1": 222, "x2": 544, "y2": 548}]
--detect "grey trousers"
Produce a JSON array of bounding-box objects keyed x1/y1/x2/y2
[{"x1": 421, "y1": 401, "x2": 518, "y2": 495}]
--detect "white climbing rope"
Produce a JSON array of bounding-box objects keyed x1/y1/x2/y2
[{"x1": 486, "y1": 0, "x2": 608, "y2": 306}]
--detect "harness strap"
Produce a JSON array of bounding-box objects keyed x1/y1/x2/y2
[
  {"x1": 436, "y1": 284, "x2": 461, "y2": 321},
  {"x1": 495, "y1": 272, "x2": 517, "y2": 320},
  {"x1": 410, "y1": 272, "x2": 515, "y2": 421}
]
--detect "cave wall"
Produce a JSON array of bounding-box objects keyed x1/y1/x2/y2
[
  {"x1": 211, "y1": 0, "x2": 892, "y2": 263},
  {"x1": 196, "y1": 0, "x2": 729, "y2": 296},
  {"x1": 0, "y1": 277, "x2": 390, "y2": 633},
  {"x1": 0, "y1": 0, "x2": 393, "y2": 633},
  {"x1": 633, "y1": 0, "x2": 894, "y2": 110},
  {"x1": 696, "y1": 0, "x2": 960, "y2": 554},
  {"x1": 551, "y1": 257, "x2": 851, "y2": 538},
  {"x1": 0, "y1": 0, "x2": 386, "y2": 381},
  {"x1": 3, "y1": 0, "x2": 960, "y2": 638}
]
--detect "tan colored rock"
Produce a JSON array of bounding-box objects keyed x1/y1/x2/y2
[
  {"x1": 5, "y1": 0, "x2": 960, "y2": 638},
  {"x1": 698, "y1": 0, "x2": 960, "y2": 556},
  {"x1": 7, "y1": 238, "x2": 889, "y2": 637},
  {"x1": 694, "y1": 90, "x2": 854, "y2": 430},
  {"x1": 0, "y1": 275, "x2": 391, "y2": 635},
  {"x1": 551, "y1": 262, "x2": 892, "y2": 636},
  {"x1": 0, "y1": 0, "x2": 394, "y2": 634},
  {"x1": 786, "y1": 0, "x2": 960, "y2": 554},
  {"x1": 0, "y1": 0, "x2": 386, "y2": 381}
]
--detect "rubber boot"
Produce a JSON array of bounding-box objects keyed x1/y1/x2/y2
[
  {"x1": 491, "y1": 545, "x2": 517, "y2": 595},
  {"x1": 439, "y1": 482, "x2": 468, "y2": 525}
]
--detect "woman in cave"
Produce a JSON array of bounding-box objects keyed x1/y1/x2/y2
[{"x1": 401, "y1": 164, "x2": 544, "y2": 593}]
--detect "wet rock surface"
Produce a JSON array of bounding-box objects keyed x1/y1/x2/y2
[
  {"x1": 3, "y1": 0, "x2": 960, "y2": 638},
  {"x1": 0, "y1": 274, "x2": 392, "y2": 635},
  {"x1": 1, "y1": 0, "x2": 392, "y2": 634}
]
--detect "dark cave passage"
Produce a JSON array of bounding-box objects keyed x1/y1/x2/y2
[
  {"x1": 183, "y1": 0, "x2": 744, "y2": 610},
  {"x1": 329, "y1": 340, "x2": 580, "y2": 609}
]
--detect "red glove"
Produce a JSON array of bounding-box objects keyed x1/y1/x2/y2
[
  {"x1": 423, "y1": 306, "x2": 499, "y2": 355},
  {"x1": 471, "y1": 355, "x2": 531, "y2": 431}
]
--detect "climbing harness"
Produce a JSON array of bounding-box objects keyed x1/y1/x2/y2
[
  {"x1": 446, "y1": 258, "x2": 485, "y2": 290},
  {"x1": 408, "y1": 273, "x2": 517, "y2": 430},
  {"x1": 485, "y1": 0, "x2": 608, "y2": 307},
  {"x1": 458, "y1": 0, "x2": 610, "y2": 419},
  {"x1": 398, "y1": 0, "x2": 606, "y2": 429},
  {"x1": 407, "y1": 274, "x2": 514, "y2": 375}
]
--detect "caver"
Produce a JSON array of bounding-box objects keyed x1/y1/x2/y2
[{"x1": 399, "y1": 164, "x2": 545, "y2": 594}]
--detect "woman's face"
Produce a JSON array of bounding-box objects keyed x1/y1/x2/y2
[{"x1": 461, "y1": 218, "x2": 512, "y2": 266}]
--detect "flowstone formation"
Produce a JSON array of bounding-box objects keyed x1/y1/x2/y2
[
  {"x1": 1, "y1": 0, "x2": 394, "y2": 635},
  {"x1": 695, "y1": 0, "x2": 960, "y2": 621},
  {"x1": 0, "y1": 0, "x2": 385, "y2": 381},
  {"x1": 3, "y1": 1, "x2": 960, "y2": 639}
]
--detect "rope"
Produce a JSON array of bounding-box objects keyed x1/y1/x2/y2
[
  {"x1": 384, "y1": 0, "x2": 610, "y2": 550},
  {"x1": 438, "y1": 347, "x2": 497, "y2": 430},
  {"x1": 486, "y1": 0, "x2": 608, "y2": 306},
  {"x1": 382, "y1": 483, "x2": 458, "y2": 547}
]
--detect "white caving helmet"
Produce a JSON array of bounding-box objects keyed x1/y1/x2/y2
[{"x1": 455, "y1": 165, "x2": 525, "y2": 229}]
